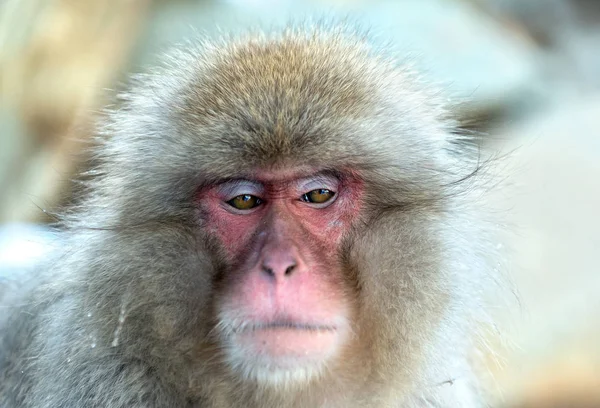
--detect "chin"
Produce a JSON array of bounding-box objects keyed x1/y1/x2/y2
[{"x1": 221, "y1": 320, "x2": 350, "y2": 386}]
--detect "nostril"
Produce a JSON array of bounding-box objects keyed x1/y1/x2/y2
[
  {"x1": 261, "y1": 262, "x2": 297, "y2": 278},
  {"x1": 262, "y1": 265, "x2": 275, "y2": 277},
  {"x1": 284, "y1": 264, "x2": 296, "y2": 276}
]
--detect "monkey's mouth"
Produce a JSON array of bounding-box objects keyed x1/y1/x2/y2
[
  {"x1": 229, "y1": 320, "x2": 342, "y2": 364},
  {"x1": 236, "y1": 321, "x2": 337, "y2": 333}
]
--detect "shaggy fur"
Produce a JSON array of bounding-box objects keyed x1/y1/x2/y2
[{"x1": 0, "y1": 24, "x2": 494, "y2": 407}]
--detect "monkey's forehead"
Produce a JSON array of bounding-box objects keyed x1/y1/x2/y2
[
  {"x1": 166, "y1": 33, "x2": 436, "y2": 161},
  {"x1": 109, "y1": 26, "x2": 459, "y2": 187},
  {"x1": 187, "y1": 35, "x2": 379, "y2": 117}
]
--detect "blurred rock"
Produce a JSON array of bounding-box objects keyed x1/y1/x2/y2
[
  {"x1": 0, "y1": 0, "x2": 151, "y2": 223},
  {"x1": 485, "y1": 97, "x2": 600, "y2": 408},
  {"x1": 480, "y1": 0, "x2": 600, "y2": 91}
]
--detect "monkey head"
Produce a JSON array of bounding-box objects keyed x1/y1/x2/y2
[{"x1": 76, "y1": 25, "x2": 487, "y2": 402}]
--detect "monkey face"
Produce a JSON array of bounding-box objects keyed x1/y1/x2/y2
[
  {"x1": 198, "y1": 168, "x2": 364, "y2": 385},
  {"x1": 78, "y1": 27, "x2": 479, "y2": 400}
]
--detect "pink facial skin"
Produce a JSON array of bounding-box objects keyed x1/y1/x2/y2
[{"x1": 198, "y1": 169, "x2": 363, "y2": 377}]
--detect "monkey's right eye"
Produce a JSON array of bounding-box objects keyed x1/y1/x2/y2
[{"x1": 227, "y1": 195, "x2": 262, "y2": 211}]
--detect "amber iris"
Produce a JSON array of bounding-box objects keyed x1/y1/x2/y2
[
  {"x1": 302, "y1": 189, "x2": 335, "y2": 204},
  {"x1": 228, "y1": 195, "x2": 262, "y2": 210}
]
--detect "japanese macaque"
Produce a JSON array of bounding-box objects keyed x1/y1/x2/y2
[{"x1": 0, "y1": 24, "x2": 495, "y2": 407}]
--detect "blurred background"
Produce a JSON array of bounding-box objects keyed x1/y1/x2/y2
[{"x1": 0, "y1": 0, "x2": 599, "y2": 407}]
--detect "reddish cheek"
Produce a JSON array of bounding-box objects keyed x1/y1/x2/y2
[
  {"x1": 295, "y1": 179, "x2": 364, "y2": 249},
  {"x1": 202, "y1": 201, "x2": 260, "y2": 257}
]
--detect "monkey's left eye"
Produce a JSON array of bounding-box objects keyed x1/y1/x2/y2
[
  {"x1": 227, "y1": 195, "x2": 262, "y2": 210},
  {"x1": 301, "y1": 189, "x2": 335, "y2": 204}
]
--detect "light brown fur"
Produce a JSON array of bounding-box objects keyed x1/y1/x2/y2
[{"x1": 0, "y1": 24, "x2": 494, "y2": 407}]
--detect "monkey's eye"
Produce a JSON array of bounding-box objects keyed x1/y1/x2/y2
[
  {"x1": 301, "y1": 189, "x2": 335, "y2": 204},
  {"x1": 227, "y1": 195, "x2": 262, "y2": 210}
]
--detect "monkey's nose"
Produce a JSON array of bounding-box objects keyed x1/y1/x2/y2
[
  {"x1": 261, "y1": 252, "x2": 299, "y2": 279},
  {"x1": 261, "y1": 260, "x2": 297, "y2": 278}
]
